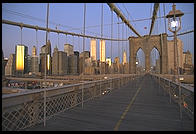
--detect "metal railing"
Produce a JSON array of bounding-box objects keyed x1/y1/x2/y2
[
  {"x1": 2, "y1": 74, "x2": 141, "y2": 131},
  {"x1": 151, "y1": 74, "x2": 194, "y2": 120}
]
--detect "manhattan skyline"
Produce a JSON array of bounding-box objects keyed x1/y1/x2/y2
[{"x1": 2, "y1": 3, "x2": 194, "y2": 66}]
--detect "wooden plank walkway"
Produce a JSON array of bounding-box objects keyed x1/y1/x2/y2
[{"x1": 25, "y1": 74, "x2": 194, "y2": 131}]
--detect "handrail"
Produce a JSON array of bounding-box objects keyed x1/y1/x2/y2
[
  {"x1": 150, "y1": 73, "x2": 194, "y2": 120},
  {"x1": 2, "y1": 74, "x2": 142, "y2": 131}
]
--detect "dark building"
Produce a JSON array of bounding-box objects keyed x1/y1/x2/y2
[
  {"x1": 27, "y1": 55, "x2": 32, "y2": 73},
  {"x1": 52, "y1": 47, "x2": 68, "y2": 75},
  {"x1": 2, "y1": 50, "x2": 5, "y2": 77},
  {"x1": 5, "y1": 54, "x2": 16, "y2": 76},
  {"x1": 74, "y1": 51, "x2": 79, "y2": 74},
  {"x1": 40, "y1": 40, "x2": 52, "y2": 76},
  {"x1": 79, "y1": 51, "x2": 90, "y2": 74}
]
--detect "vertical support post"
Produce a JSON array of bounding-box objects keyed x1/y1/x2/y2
[
  {"x1": 118, "y1": 78, "x2": 120, "y2": 89},
  {"x1": 82, "y1": 83, "x2": 84, "y2": 108},
  {"x1": 179, "y1": 83, "x2": 182, "y2": 120},
  {"x1": 157, "y1": 75, "x2": 160, "y2": 95},
  {"x1": 43, "y1": 89, "x2": 46, "y2": 127},
  {"x1": 100, "y1": 80, "x2": 101, "y2": 96},
  {"x1": 169, "y1": 81, "x2": 171, "y2": 104},
  {"x1": 163, "y1": 79, "x2": 166, "y2": 96},
  {"x1": 110, "y1": 78, "x2": 112, "y2": 91}
]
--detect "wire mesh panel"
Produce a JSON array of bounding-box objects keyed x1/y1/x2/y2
[
  {"x1": 2, "y1": 75, "x2": 135, "y2": 131},
  {"x1": 2, "y1": 93, "x2": 44, "y2": 131},
  {"x1": 181, "y1": 86, "x2": 194, "y2": 119},
  {"x1": 151, "y1": 74, "x2": 194, "y2": 120}
]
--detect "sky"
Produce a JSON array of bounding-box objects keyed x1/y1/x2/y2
[{"x1": 2, "y1": 3, "x2": 194, "y2": 67}]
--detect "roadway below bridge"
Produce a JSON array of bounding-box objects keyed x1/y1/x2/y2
[{"x1": 25, "y1": 74, "x2": 193, "y2": 131}]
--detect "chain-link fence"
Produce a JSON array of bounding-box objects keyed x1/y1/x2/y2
[
  {"x1": 151, "y1": 74, "x2": 194, "y2": 120},
  {"x1": 2, "y1": 74, "x2": 140, "y2": 131}
]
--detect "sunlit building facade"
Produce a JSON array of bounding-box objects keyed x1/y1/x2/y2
[
  {"x1": 90, "y1": 39, "x2": 97, "y2": 61},
  {"x1": 100, "y1": 40, "x2": 105, "y2": 62},
  {"x1": 15, "y1": 44, "x2": 28, "y2": 76},
  {"x1": 106, "y1": 57, "x2": 111, "y2": 67},
  {"x1": 122, "y1": 50, "x2": 127, "y2": 65}
]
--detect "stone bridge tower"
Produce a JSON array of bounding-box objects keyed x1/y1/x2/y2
[{"x1": 129, "y1": 33, "x2": 168, "y2": 74}]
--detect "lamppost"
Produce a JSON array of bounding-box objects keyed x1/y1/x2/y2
[
  {"x1": 136, "y1": 61, "x2": 138, "y2": 74},
  {"x1": 166, "y1": 3, "x2": 184, "y2": 82}
]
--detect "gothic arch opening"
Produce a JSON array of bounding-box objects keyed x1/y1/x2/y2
[
  {"x1": 129, "y1": 34, "x2": 168, "y2": 74},
  {"x1": 136, "y1": 48, "x2": 145, "y2": 74},
  {"x1": 150, "y1": 47, "x2": 160, "y2": 74}
]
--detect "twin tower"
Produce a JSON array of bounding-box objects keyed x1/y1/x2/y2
[{"x1": 90, "y1": 39, "x2": 105, "y2": 62}]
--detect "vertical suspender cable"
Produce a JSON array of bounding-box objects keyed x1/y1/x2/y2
[
  {"x1": 101, "y1": 3, "x2": 103, "y2": 38},
  {"x1": 78, "y1": 36, "x2": 80, "y2": 52},
  {"x1": 163, "y1": 3, "x2": 167, "y2": 34},
  {"x1": 118, "y1": 17, "x2": 120, "y2": 58},
  {"x1": 100, "y1": 3, "x2": 103, "y2": 64},
  {"x1": 46, "y1": 3, "x2": 49, "y2": 44},
  {"x1": 44, "y1": 3, "x2": 49, "y2": 127},
  {"x1": 82, "y1": 3, "x2": 86, "y2": 108},
  {"x1": 45, "y1": 3, "x2": 49, "y2": 80},
  {"x1": 126, "y1": 25, "x2": 128, "y2": 63},
  {"x1": 83, "y1": 3, "x2": 86, "y2": 52},
  {"x1": 111, "y1": 9, "x2": 113, "y2": 62},
  {"x1": 122, "y1": 23, "x2": 123, "y2": 64},
  {"x1": 20, "y1": 26, "x2": 22, "y2": 45},
  {"x1": 35, "y1": 28, "x2": 38, "y2": 73},
  {"x1": 20, "y1": 25, "x2": 23, "y2": 77}
]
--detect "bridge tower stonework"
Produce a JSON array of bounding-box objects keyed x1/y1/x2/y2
[{"x1": 129, "y1": 33, "x2": 168, "y2": 74}]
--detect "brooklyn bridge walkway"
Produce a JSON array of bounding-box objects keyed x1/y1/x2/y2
[{"x1": 25, "y1": 74, "x2": 194, "y2": 131}]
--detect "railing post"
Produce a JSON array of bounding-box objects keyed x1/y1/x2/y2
[
  {"x1": 100, "y1": 80, "x2": 101, "y2": 96},
  {"x1": 43, "y1": 89, "x2": 46, "y2": 127},
  {"x1": 169, "y1": 81, "x2": 171, "y2": 104},
  {"x1": 110, "y1": 78, "x2": 112, "y2": 90},
  {"x1": 82, "y1": 83, "x2": 84, "y2": 108},
  {"x1": 163, "y1": 79, "x2": 166, "y2": 96},
  {"x1": 179, "y1": 82, "x2": 182, "y2": 120},
  {"x1": 118, "y1": 78, "x2": 120, "y2": 89},
  {"x1": 158, "y1": 75, "x2": 160, "y2": 95}
]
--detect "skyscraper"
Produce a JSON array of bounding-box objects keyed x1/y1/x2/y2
[
  {"x1": 15, "y1": 44, "x2": 28, "y2": 76},
  {"x1": 31, "y1": 46, "x2": 39, "y2": 74},
  {"x1": 90, "y1": 39, "x2": 97, "y2": 61},
  {"x1": 106, "y1": 57, "x2": 111, "y2": 66},
  {"x1": 52, "y1": 47, "x2": 68, "y2": 75},
  {"x1": 40, "y1": 40, "x2": 52, "y2": 75},
  {"x1": 32, "y1": 45, "x2": 37, "y2": 56},
  {"x1": 123, "y1": 50, "x2": 127, "y2": 65},
  {"x1": 79, "y1": 51, "x2": 90, "y2": 74},
  {"x1": 100, "y1": 40, "x2": 105, "y2": 62},
  {"x1": 5, "y1": 54, "x2": 16, "y2": 76},
  {"x1": 64, "y1": 44, "x2": 74, "y2": 56}
]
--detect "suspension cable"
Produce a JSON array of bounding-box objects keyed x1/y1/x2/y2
[
  {"x1": 126, "y1": 24, "x2": 128, "y2": 63},
  {"x1": 122, "y1": 23, "x2": 124, "y2": 64},
  {"x1": 2, "y1": 19, "x2": 127, "y2": 41},
  {"x1": 83, "y1": 3, "x2": 86, "y2": 52},
  {"x1": 111, "y1": 9, "x2": 113, "y2": 62},
  {"x1": 20, "y1": 24, "x2": 23, "y2": 45},
  {"x1": 35, "y1": 28, "x2": 38, "y2": 73},
  {"x1": 118, "y1": 16, "x2": 120, "y2": 58},
  {"x1": 163, "y1": 3, "x2": 167, "y2": 34}
]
